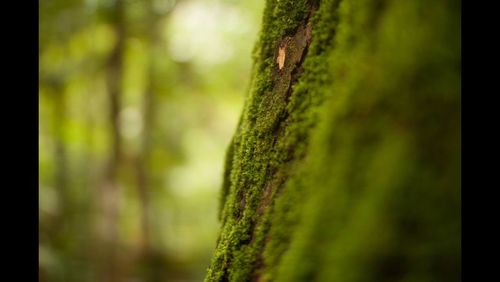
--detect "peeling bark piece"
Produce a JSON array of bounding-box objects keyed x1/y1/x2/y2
[{"x1": 277, "y1": 46, "x2": 286, "y2": 70}]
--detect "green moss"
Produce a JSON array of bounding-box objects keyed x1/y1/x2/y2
[
  {"x1": 206, "y1": 1, "x2": 322, "y2": 280},
  {"x1": 272, "y1": 0, "x2": 460, "y2": 281},
  {"x1": 207, "y1": 0, "x2": 460, "y2": 281}
]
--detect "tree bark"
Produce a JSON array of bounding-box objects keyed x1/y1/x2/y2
[{"x1": 206, "y1": 0, "x2": 460, "y2": 281}]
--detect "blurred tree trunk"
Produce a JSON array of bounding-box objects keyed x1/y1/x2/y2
[
  {"x1": 134, "y1": 0, "x2": 161, "y2": 256},
  {"x1": 48, "y1": 83, "x2": 72, "y2": 255},
  {"x1": 53, "y1": 91, "x2": 67, "y2": 199},
  {"x1": 206, "y1": 0, "x2": 460, "y2": 281},
  {"x1": 106, "y1": 0, "x2": 125, "y2": 181},
  {"x1": 100, "y1": 0, "x2": 126, "y2": 281}
]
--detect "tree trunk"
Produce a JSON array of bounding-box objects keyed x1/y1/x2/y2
[
  {"x1": 206, "y1": 0, "x2": 460, "y2": 281},
  {"x1": 99, "y1": 0, "x2": 126, "y2": 281}
]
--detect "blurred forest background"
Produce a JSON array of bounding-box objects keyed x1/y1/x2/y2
[{"x1": 39, "y1": 0, "x2": 264, "y2": 281}]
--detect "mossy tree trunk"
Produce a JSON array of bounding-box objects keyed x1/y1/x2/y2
[{"x1": 206, "y1": 0, "x2": 460, "y2": 281}]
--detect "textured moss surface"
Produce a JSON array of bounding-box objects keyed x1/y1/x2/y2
[{"x1": 206, "y1": 0, "x2": 460, "y2": 281}]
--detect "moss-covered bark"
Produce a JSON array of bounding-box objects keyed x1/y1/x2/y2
[{"x1": 206, "y1": 0, "x2": 460, "y2": 281}]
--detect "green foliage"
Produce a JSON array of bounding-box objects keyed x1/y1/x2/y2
[{"x1": 208, "y1": 0, "x2": 460, "y2": 281}]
